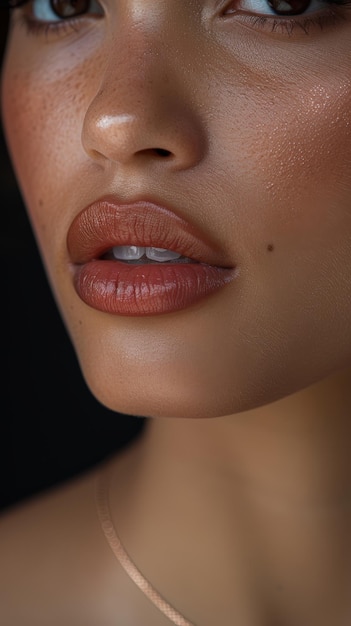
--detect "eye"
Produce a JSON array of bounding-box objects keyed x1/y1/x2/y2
[
  {"x1": 31, "y1": 0, "x2": 103, "y2": 20},
  {"x1": 266, "y1": 0, "x2": 314, "y2": 13},
  {"x1": 225, "y1": 0, "x2": 329, "y2": 15}
]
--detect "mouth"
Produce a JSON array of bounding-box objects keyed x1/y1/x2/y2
[{"x1": 67, "y1": 197, "x2": 236, "y2": 317}]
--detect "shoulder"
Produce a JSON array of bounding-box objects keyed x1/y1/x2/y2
[{"x1": 0, "y1": 460, "x2": 119, "y2": 625}]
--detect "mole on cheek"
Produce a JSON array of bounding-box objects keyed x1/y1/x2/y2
[{"x1": 267, "y1": 244, "x2": 274, "y2": 252}]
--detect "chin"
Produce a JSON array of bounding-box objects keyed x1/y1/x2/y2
[
  {"x1": 73, "y1": 342, "x2": 347, "y2": 421},
  {"x1": 58, "y1": 282, "x2": 351, "y2": 422}
]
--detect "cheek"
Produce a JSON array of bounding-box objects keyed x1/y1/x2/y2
[
  {"x1": 2, "y1": 75, "x2": 70, "y2": 245},
  {"x1": 258, "y1": 78, "x2": 351, "y2": 291},
  {"x1": 211, "y1": 72, "x2": 351, "y2": 257},
  {"x1": 262, "y1": 80, "x2": 351, "y2": 217},
  {"x1": 1, "y1": 36, "x2": 103, "y2": 274}
]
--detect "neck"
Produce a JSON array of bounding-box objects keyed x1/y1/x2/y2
[
  {"x1": 147, "y1": 365, "x2": 351, "y2": 509},
  {"x1": 109, "y1": 365, "x2": 351, "y2": 625}
]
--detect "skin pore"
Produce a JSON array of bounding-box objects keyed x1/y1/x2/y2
[{"x1": 1, "y1": 1, "x2": 351, "y2": 624}]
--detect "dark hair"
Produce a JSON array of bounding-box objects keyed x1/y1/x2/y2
[
  {"x1": 0, "y1": 11, "x2": 9, "y2": 62},
  {"x1": 0, "y1": 0, "x2": 25, "y2": 7}
]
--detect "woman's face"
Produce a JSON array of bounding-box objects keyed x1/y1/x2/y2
[{"x1": 2, "y1": 0, "x2": 351, "y2": 418}]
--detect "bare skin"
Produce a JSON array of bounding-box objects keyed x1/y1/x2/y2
[
  {"x1": 1, "y1": 383, "x2": 351, "y2": 626},
  {"x1": 1, "y1": 0, "x2": 351, "y2": 624}
]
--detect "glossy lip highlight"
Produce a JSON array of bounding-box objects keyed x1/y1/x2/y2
[{"x1": 67, "y1": 197, "x2": 236, "y2": 316}]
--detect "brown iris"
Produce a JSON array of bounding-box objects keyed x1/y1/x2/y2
[
  {"x1": 50, "y1": 0, "x2": 90, "y2": 18},
  {"x1": 267, "y1": 0, "x2": 312, "y2": 14}
]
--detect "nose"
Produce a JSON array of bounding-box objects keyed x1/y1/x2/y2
[{"x1": 81, "y1": 30, "x2": 206, "y2": 172}]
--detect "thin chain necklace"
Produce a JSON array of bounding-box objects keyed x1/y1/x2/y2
[{"x1": 95, "y1": 461, "x2": 197, "y2": 626}]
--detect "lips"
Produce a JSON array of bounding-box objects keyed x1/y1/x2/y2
[{"x1": 67, "y1": 198, "x2": 236, "y2": 316}]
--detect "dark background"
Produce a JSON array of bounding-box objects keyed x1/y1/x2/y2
[{"x1": 0, "y1": 14, "x2": 145, "y2": 513}]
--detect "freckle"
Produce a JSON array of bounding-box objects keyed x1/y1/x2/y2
[
  {"x1": 267, "y1": 244, "x2": 274, "y2": 252},
  {"x1": 39, "y1": 198, "x2": 43, "y2": 207}
]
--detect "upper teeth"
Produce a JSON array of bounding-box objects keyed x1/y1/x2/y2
[{"x1": 112, "y1": 246, "x2": 184, "y2": 263}]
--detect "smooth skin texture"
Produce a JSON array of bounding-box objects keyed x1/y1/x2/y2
[{"x1": 1, "y1": 1, "x2": 351, "y2": 624}]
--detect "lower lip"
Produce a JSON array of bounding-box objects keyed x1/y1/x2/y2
[{"x1": 72, "y1": 260, "x2": 234, "y2": 316}]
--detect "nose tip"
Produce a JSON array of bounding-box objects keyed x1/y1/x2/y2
[
  {"x1": 88, "y1": 113, "x2": 172, "y2": 161},
  {"x1": 81, "y1": 86, "x2": 206, "y2": 171}
]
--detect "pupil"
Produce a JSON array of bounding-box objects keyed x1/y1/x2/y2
[
  {"x1": 267, "y1": 0, "x2": 311, "y2": 14},
  {"x1": 51, "y1": 0, "x2": 89, "y2": 17}
]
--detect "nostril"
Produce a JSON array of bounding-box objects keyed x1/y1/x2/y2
[{"x1": 153, "y1": 148, "x2": 172, "y2": 157}]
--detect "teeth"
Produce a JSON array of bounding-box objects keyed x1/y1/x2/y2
[
  {"x1": 112, "y1": 245, "x2": 182, "y2": 263},
  {"x1": 145, "y1": 247, "x2": 182, "y2": 262},
  {"x1": 112, "y1": 246, "x2": 145, "y2": 261}
]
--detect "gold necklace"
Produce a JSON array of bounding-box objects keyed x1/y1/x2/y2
[{"x1": 95, "y1": 461, "x2": 196, "y2": 626}]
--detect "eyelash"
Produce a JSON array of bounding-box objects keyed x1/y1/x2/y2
[
  {"x1": 223, "y1": 0, "x2": 351, "y2": 35},
  {"x1": 11, "y1": 0, "x2": 103, "y2": 39},
  {"x1": 10, "y1": 0, "x2": 351, "y2": 39},
  {"x1": 244, "y1": 3, "x2": 349, "y2": 35},
  {"x1": 16, "y1": 14, "x2": 83, "y2": 38}
]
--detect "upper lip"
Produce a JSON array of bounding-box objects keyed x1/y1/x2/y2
[{"x1": 67, "y1": 196, "x2": 234, "y2": 267}]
